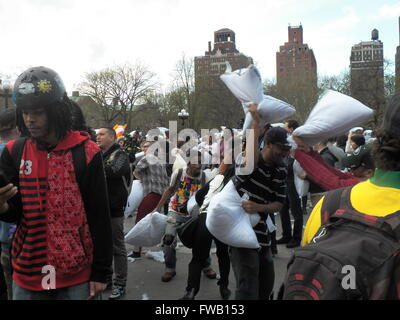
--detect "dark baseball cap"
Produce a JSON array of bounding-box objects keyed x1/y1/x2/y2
[
  {"x1": 264, "y1": 127, "x2": 291, "y2": 148},
  {"x1": 341, "y1": 145, "x2": 375, "y2": 170}
]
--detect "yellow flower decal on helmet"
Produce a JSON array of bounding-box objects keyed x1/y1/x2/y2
[{"x1": 37, "y1": 80, "x2": 52, "y2": 93}]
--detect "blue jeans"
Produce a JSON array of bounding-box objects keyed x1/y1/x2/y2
[
  {"x1": 12, "y1": 281, "x2": 102, "y2": 300},
  {"x1": 163, "y1": 211, "x2": 192, "y2": 272}
]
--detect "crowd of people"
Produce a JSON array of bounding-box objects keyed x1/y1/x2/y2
[{"x1": 0, "y1": 66, "x2": 399, "y2": 300}]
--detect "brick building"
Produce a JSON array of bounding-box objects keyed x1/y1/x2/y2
[
  {"x1": 195, "y1": 28, "x2": 253, "y2": 90},
  {"x1": 350, "y1": 29, "x2": 384, "y2": 109},
  {"x1": 276, "y1": 25, "x2": 317, "y2": 88},
  {"x1": 194, "y1": 28, "x2": 253, "y2": 129}
]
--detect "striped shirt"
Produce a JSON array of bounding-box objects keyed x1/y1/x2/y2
[{"x1": 234, "y1": 154, "x2": 287, "y2": 247}]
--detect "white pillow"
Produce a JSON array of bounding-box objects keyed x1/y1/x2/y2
[
  {"x1": 220, "y1": 62, "x2": 264, "y2": 111},
  {"x1": 293, "y1": 160, "x2": 310, "y2": 197},
  {"x1": 124, "y1": 180, "x2": 144, "y2": 218},
  {"x1": 292, "y1": 90, "x2": 374, "y2": 146},
  {"x1": 187, "y1": 194, "x2": 200, "y2": 218},
  {"x1": 243, "y1": 95, "x2": 296, "y2": 130},
  {"x1": 172, "y1": 153, "x2": 187, "y2": 172},
  {"x1": 125, "y1": 212, "x2": 167, "y2": 247},
  {"x1": 203, "y1": 168, "x2": 218, "y2": 181},
  {"x1": 206, "y1": 180, "x2": 260, "y2": 249}
]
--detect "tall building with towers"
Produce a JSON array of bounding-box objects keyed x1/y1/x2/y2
[
  {"x1": 195, "y1": 28, "x2": 253, "y2": 90},
  {"x1": 276, "y1": 24, "x2": 317, "y2": 88},
  {"x1": 350, "y1": 29, "x2": 384, "y2": 110},
  {"x1": 194, "y1": 28, "x2": 253, "y2": 129}
]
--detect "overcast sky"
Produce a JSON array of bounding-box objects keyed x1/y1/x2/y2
[{"x1": 0, "y1": 0, "x2": 399, "y2": 94}]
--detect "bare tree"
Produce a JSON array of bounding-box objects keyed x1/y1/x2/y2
[
  {"x1": 79, "y1": 62, "x2": 159, "y2": 127},
  {"x1": 194, "y1": 80, "x2": 243, "y2": 130},
  {"x1": 144, "y1": 91, "x2": 176, "y2": 128},
  {"x1": 0, "y1": 72, "x2": 16, "y2": 110},
  {"x1": 384, "y1": 60, "x2": 395, "y2": 98},
  {"x1": 264, "y1": 78, "x2": 319, "y2": 124},
  {"x1": 169, "y1": 53, "x2": 196, "y2": 128},
  {"x1": 318, "y1": 70, "x2": 351, "y2": 95}
]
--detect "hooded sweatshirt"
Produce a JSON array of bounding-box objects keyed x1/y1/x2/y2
[{"x1": 0, "y1": 131, "x2": 113, "y2": 291}]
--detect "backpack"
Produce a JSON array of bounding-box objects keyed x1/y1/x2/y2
[
  {"x1": 282, "y1": 186, "x2": 400, "y2": 300},
  {"x1": 176, "y1": 214, "x2": 199, "y2": 249},
  {"x1": 11, "y1": 137, "x2": 87, "y2": 194}
]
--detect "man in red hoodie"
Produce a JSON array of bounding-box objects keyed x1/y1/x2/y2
[{"x1": 0, "y1": 66, "x2": 113, "y2": 300}]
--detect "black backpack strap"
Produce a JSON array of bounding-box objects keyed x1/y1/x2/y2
[
  {"x1": 381, "y1": 211, "x2": 400, "y2": 240},
  {"x1": 200, "y1": 171, "x2": 206, "y2": 187},
  {"x1": 71, "y1": 142, "x2": 87, "y2": 191},
  {"x1": 319, "y1": 186, "x2": 350, "y2": 225},
  {"x1": 195, "y1": 180, "x2": 211, "y2": 208},
  {"x1": 322, "y1": 185, "x2": 400, "y2": 239},
  {"x1": 11, "y1": 137, "x2": 27, "y2": 171}
]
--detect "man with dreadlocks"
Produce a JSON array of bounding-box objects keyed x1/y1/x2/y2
[{"x1": 0, "y1": 66, "x2": 113, "y2": 300}]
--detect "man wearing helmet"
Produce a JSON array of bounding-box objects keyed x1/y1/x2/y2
[{"x1": 0, "y1": 66, "x2": 113, "y2": 300}]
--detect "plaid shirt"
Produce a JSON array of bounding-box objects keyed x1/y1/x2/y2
[{"x1": 134, "y1": 154, "x2": 169, "y2": 197}]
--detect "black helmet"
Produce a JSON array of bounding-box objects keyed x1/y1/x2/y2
[{"x1": 13, "y1": 66, "x2": 66, "y2": 109}]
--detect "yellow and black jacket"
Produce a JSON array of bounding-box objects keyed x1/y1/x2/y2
[{"x1": 303, "y1": 169, "x2": 400, "y2": 246}]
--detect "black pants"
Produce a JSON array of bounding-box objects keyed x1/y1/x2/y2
[
  {"x1": 301, "y1": 196, "x2": 308, "y2": 215},
  {"x1": 186, "y1": 213, "x2": 230, "y2": 295},
  {"x1": 279, "y1": 179, "x2": 303, "y2": 242},
  {"x1": 230, "y1": 246, "x2": 274, "y2": 300},
  {"x1": 0, "y1": 249, "x2": 6, "y2": 300}
]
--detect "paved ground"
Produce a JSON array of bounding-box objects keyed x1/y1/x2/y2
[{"x1": 103, "y1": 209, "x2": 312, "y2": 301}]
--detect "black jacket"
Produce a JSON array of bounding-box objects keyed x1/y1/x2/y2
[
  {"x1": 319, "y1": 147, "x2": 338, "y2": 168},
  {"x1": 102, "y1": 143, "x2": 131, "y2": 217}
]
